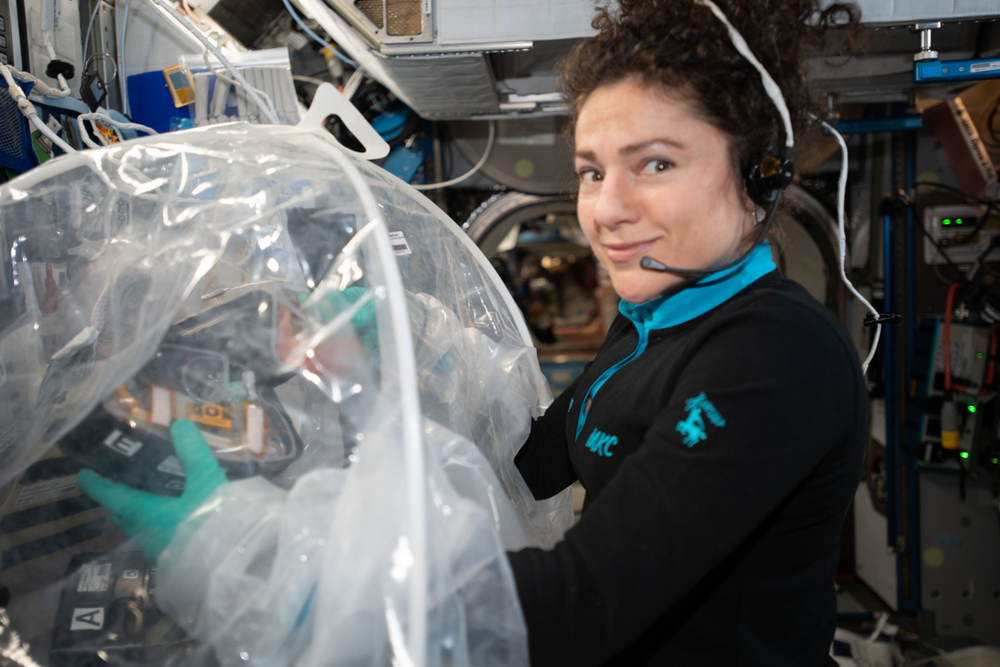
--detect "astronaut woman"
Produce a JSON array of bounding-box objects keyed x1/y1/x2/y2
[
  {"x1": 506, "y1": 0, "x2": 866, "y2": 664},
  {"x1": 74, "y1": 0, "x2": 867, "y2": 665}
]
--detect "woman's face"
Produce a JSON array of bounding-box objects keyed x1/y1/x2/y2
[{"x1": 574, "y1": 78, "x2": 755, "y2": 304}]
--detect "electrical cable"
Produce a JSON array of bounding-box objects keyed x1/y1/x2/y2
[
  {"x1": 119, "y1": 0, "x2": 131, "y2": 116},
  {"x1": 0, "y1": 63, "x2": 76, "y2": 154},
  {"x1": 202, "y1": 52, "x2": 277, "y2": 119},
  {"x1": 77, "y1": 111, "x2": 156, "y2": 148},
  {"x1": 821, "y1": 119, "x2": 881, "y2": 375},
  {"x1": 5, "y1": 65, "x2": 75, "y2": 100},
  {"x1": 413, "y1": 121, "x2": 495, "y2": 191},
  {"x1": 280, "y1": 0, "x2": 358, "y2": 69},
  {"x1": 292, "y1": 74, "x2": 330, "y2": 87},
  {"x1": 342, "y1": 68, "x2": 363, "y2": 100},
  {"x1": 181, "y1": 0, "x2": 202, "y2": 23},
  {"x1": 148, "y1": 0, "x2": 280, "y2": 124},
  {"x1": 984, "y1": 93, "x2": 999, "y2": 146},
  {"x1": 40, "y1": 31, "x2": 72, "y2": 97},
  {"x1": 988, "y1": 324, "x2": 996, "y2": 387},
  {"x1": 29, "y1": 114, "x2": 75, "y2": 153},
  {"x1": 945, "y1": 281, "x2": 959, "y2": 392},
  {"x1": 83, "y1": 0, "x2": 101, "y2": 63},
  {"x1": 75, "y1": 115, "x2": 102, "y2": 148},
  {"x1": 933, "y1": 260, "x2": 964, "y2": 287}
]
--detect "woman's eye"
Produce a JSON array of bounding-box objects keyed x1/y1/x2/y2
[
  {"x1": 578, "y1": 169, "x2": 603, "y2": 184},
  {"x1": 641, "y1": 159, "x2": 671, "y2": 175}
]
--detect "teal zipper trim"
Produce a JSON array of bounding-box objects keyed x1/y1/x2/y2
[
  {"x1": 572, "y1": 244, "x2": 776, "y2": 442},
  {"x1": 574, "y1": 325, "x2": 650, "y2": 441}
]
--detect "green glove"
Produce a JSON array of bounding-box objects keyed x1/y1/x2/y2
[
  {"x1": 77, "y1": 419, "x2": 229, "y2": 560},
  {"x1": 302, "y1": 285, "x2": 379, "y2": 355}
]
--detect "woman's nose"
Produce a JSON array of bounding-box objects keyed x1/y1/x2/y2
[{"x1": 591, "y1": 170, "x2": 639, "y2": 229}]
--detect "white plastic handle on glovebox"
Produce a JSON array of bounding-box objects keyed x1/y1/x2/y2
[{"x1": 296, "y1": 83, "x2": 391, "y2": 160}]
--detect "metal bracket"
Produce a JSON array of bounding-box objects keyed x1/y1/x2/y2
[
  {"x1": 911, "y1": 21, "x2": 941, "y2": 62},
  {"x1": 914, "y1": 56, "x2": 1000, "y2": 83}
]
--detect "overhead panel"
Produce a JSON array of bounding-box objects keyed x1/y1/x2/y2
[
  {"x1": 821, "y1": 0, "x2": 1000, "y2": 24},
  {"x1": 300, "y1": 0, "x2": 1000, "y2": 118},
  {"x1": 383, "y1": 53, "x2": 499, "y2": 118},
  {"x1": 321, "y1": 0, "x2": 432, "y2": 45},
  {"x1": 295, "y1": 0, "x2": 596, "y2": 120},
  {"x1": 435, "y1": 0, "x2": 595, "y2": 45}
]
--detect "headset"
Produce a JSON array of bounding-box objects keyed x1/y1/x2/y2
[
  {"x1": 639, "y1": 0, "x2": 795, "y2": 280},
  {"x1": 639, "y1": 0, "x2": 884, "y2": 375}
]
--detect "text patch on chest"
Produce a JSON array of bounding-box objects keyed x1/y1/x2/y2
[{"x1": 585, "y1": 429, "x2": 619, "y2": 457}]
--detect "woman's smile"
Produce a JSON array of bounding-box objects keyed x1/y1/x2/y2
[{"x1": 603, "y1": 240, "x2": 655, "y2": 263}]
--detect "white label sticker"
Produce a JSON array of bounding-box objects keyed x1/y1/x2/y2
[
  {"x1": 156, "y1": 455, "x2": 186, "y2": 477},
  {"x1": 103, "y1": 429, "x2": 144, "y2": 457},
  {"x1": 70, "y1": 607, "x2": 105, "y2": 631},
  {"x1": 388, "y1": 231, "x2": 412, "y2": 256},
  {"x1": 122, "y1": 570, "x2": 139, "y2": 580},
  {"x1": 41, "y1": 0, "x2": 60, "y2": 30},
  {"x1": 151, "y1": 386, "x2": 172, "y2": 426},
  {"x1": 13, "y1": 475, "x2": 79, "y2": 509},
  {"x1": 77, "y1": 562, "x2": 111, "y2": 592},
  {"x1": 970, "y1": 61, "x2": 1000, "y2": 74}
]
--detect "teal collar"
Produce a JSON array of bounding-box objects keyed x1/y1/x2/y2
[
  {"x1": 619, "y1": 244, "x2": 776, "y2": 332},
  {"x1": 572, "y1": 244, "x2": 775, "y2": 442}
]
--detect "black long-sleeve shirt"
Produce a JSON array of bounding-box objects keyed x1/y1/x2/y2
[{"x1": 510, "y1": 248, "x2": 866, "y2": 667}]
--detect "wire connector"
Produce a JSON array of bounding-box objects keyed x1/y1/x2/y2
[
  {"x1": 879, "y1": 189, "x2": 912, "y2": 216},
  {"x1": 864, "y1": 312, "x2": 902, "y2": 327}
]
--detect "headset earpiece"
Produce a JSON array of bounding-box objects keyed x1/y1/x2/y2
[{"x1": 745, "y1": 148, "x2": 795, "y2": 207}]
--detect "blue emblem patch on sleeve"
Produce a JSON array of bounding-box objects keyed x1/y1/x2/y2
[{"x1": 676, "y1": 392, "x2": 725, "y2": 447}]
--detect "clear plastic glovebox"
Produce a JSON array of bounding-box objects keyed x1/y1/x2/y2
[{"x1": 0, "y1": 90, "x2": 572, "y2": 667}]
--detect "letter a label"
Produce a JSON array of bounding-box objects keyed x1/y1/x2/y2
[{"x1": 70, "y1": 607, "x2": 105, "y2": 631}]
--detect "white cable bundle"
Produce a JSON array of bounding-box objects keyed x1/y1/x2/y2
[
  {"x1": 820, "y1": 119, "x2": 881, "y2": 375},
  {"x1": 0, "y1": 63, "x2": 76, "y2": 154}
]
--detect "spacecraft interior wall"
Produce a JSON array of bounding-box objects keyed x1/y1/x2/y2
[{"x1": 0, "y1": 121, "x2": 571, "y2": 667}]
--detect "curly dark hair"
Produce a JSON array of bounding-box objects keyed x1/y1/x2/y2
[{"x1": 559, "y1": 0, "x2": 860, "y2": 184}]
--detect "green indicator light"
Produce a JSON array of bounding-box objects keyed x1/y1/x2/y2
[
  {"x1": 969, "y1": 405, "x2": 977, "y2": 413},
  {"x1": 994, "y1": 458, "x2": 999, "y2": 465},
  {"x1": 978, "y1": 352, "x2": 984, "y2": 359},
  {"x1": 943, "y1": 219, "x2": 951, "y2": 225},
  {"x1": 956, "y1": 218, "x2": 964, "y2": 225},
  {"x1": 960, "y1": 452, "x2": 970, "y2": 459}
]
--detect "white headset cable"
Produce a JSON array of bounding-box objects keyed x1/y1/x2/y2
[
  {"x1": 820, "y1": 118, "x2": 880, "y2": 375},
  {"x1": 695, "y1": 0, "x2": 793, "y2": 151}
]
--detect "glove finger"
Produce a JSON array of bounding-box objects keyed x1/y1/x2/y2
[
  {"x1": 170, "y1": 419, "x2": 221, "y2": 477},
  {"x1": 77, "y1": 469, "x2": 160, "y2": 517},
  {"x1": 343, "y1": 287, "x2": 377, "y2": 329}
]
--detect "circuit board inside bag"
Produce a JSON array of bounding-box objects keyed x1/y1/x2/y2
[
  {"x1": 50, "y1": 552, "x2": 193, "y2": 667},
  {"x1": 58, "y1": 291, "x2": 304, "y2": 494}
]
